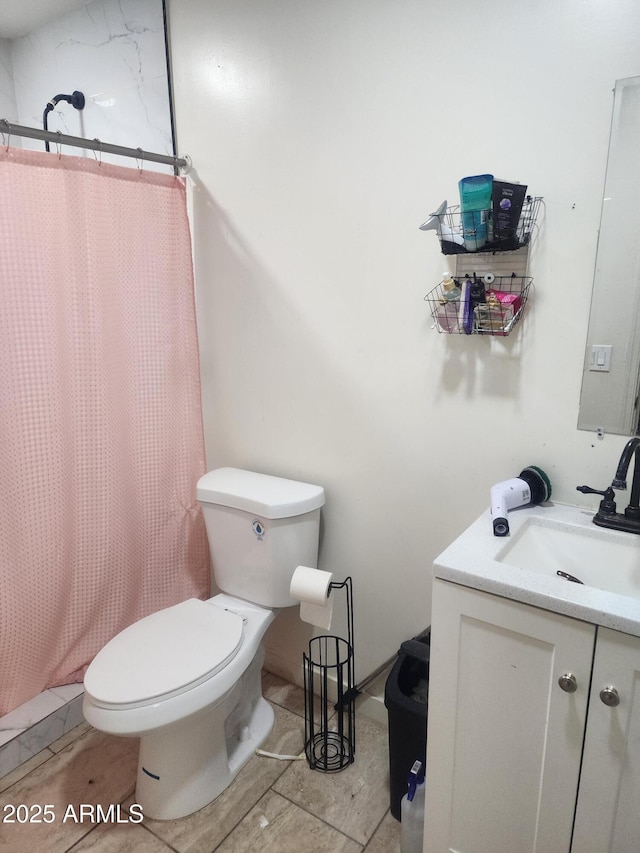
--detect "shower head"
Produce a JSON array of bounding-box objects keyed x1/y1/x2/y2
[
  {"x1": 43, "y1": 91, "x2": 86, "y2": 152},
  {"x1": 44, "y1": 91, "x2": 86, "y2": 114}
]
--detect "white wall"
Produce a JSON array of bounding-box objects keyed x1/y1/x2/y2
[
  {"x1": 9, "y1": 0, "x2": 172, "y2": 170},
  {"x1": 167, "y1": 0, "x2": 640, "y2": 686}
]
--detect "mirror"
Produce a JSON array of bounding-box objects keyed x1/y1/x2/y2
[{"x1": 578, "y1": 76, "x2": 640, "y2": 436}]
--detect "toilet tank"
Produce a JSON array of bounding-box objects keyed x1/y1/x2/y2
[{"x1": 196, "y1": 468, "x2": 325, "y2": 608}]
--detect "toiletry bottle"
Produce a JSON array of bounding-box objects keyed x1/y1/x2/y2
[
  {"x1": 470, "y1": 273, "x2": 486, "y2": 307},
  {"x1": 458, "y1": 174, "x2": 493, "y2": 251},
  {"x1": 435, "y1": 305, "x2": 459, "y2": 333},
  {"x1": 459, "y1": 276, "x2": 474, "y2": 334},
  {"x1": 442, "y1": 273, "x2": 461, "y2": 301},
  {"x1": 400, "y1": 760, "x2": 426, "y2": 853}
]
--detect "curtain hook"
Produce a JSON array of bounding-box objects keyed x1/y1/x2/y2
[
  {"x1": 136, "y1": 147, "x2": 144, "y2": 176},
  {"x1": 56, "y1": 130, "x2": 62, "y2": 159},
  {"x1": 93, "y1": 138, "x2": 102, "y2": 166}
]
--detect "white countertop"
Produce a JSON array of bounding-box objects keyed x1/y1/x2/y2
[{"x1": 433, "y1": 501, "x2": 640, "y2": 638}]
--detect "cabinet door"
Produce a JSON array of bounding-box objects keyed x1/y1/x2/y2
[
  {"x1": 571, "y1": 627, "x2": 640, "y2": 853},
  {"x1": 424, "y1": 579, "x2": 595, "y2": 853}
]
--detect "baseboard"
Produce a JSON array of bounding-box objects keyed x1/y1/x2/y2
[{"x1": 264, "y1": 648, "x2": 389, "y2": 727}]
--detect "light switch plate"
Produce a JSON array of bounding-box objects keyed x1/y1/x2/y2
[{"x1": 589, "y1": 344, "x2": 612, "y2": 372}]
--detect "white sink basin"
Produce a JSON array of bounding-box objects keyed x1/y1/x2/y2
[
  {"x1": 496, "y1": 516, "x2": 640, "y2": 598},
  {"x1": 433, "y1": 502, "x2": 640, "y2": 638}
]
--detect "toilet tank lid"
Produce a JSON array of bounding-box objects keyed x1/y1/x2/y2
[{"x1": 197, "y1": 467, "x2": 325, "y2": 518}]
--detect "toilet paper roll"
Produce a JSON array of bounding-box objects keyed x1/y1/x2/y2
[{"x1": 289, "y1": 565, "x2": 334, "y2": 631}]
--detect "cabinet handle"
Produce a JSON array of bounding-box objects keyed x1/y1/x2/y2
[
  {"x1": 599, "y1": 686, "x2": 620, "y2": 707},
  {"x1": 558, "y1": 673, "x2": 577, "y2": 693}
]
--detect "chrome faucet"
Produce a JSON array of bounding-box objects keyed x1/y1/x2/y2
[{"x1": 577, "y1": 436, "x2": 640, "y2": 534}]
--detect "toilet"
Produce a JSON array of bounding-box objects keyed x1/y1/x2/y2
[{"x1": 82, "y1": 467, "x2": 324, "y2": 820}]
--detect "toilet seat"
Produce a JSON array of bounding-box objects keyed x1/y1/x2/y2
[{"x1": 84, "y1": 599, "x2": 244, "y2": 710}]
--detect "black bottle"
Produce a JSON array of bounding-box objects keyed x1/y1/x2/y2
[{"x1": 469, "y1": 273, "x2": 486, "y2": 307}]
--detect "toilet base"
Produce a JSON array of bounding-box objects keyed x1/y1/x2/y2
[{"x1": 134, "y1": 648, "x2": 274, "y2": 820}]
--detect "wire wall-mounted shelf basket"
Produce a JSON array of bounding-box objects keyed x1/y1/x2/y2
[
  {"x1": 432, "y1": 196, "x2": 542, "y2": 255},
  {"x1": 425, "y1": 274, "x2": 532, "y2": 336}
]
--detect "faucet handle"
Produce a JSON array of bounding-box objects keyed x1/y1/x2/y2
[
  {"x1": 577, "y1": 484, "x2": 610, "y2": 495},
  {"x1": 576, "y1": 484, "x2": 616, "y2": 515}
]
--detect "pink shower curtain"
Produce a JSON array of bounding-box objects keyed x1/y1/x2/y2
[{"x1": 0, "y1": 147, "x2": 209, "y2": 715}]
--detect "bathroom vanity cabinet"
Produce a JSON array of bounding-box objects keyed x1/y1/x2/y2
[{"x1": 423, "y1": 578, "x2": 640, "y2": 853}]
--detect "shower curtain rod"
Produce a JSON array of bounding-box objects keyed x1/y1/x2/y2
[{"x1": 0, "y1": 119, "x2": 190, "y2": 173}]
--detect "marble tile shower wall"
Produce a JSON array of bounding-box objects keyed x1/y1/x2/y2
[
  {"x1": 8, "y1": 0, "x2": 173, "y2": 170},
  {"x1": 1, "y1": 0, "x2": 176, "y2": 779},
  {"x1": 0, "y1": 38, "x2": 17, "y2": 124},
  {"x1": 0, "y1": 687, "x2": 85, "y2": 778}
]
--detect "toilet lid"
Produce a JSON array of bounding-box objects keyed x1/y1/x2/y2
[{"x1": 84, "y1": 599, "x2": 244, "y2": 707}]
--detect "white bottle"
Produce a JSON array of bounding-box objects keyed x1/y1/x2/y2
[{"x1": 400, "y1": 760, "x2": 425, "y2": 853}]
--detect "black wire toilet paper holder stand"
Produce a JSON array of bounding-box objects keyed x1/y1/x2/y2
[{"x1": 303, "y1": 576, "x2": 355, "y2": 772}]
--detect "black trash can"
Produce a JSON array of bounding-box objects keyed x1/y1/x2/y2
[{"x1": 384, "y1": 628, "x2": 430, "y2": 821}]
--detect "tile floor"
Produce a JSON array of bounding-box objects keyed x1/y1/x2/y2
[{"x1": 0, "y1": 673, "x2": 401, "y2": 853}]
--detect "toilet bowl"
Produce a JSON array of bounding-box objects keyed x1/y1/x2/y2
[
  {"x1": 83, "y1": 594, "x2": 275, "y2": 819},
  {"x1": 83, "y1": 467, "x2": 324, "y2": 820}
]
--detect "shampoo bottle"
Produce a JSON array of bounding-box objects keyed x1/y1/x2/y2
[
  {"x1": 459, "y1": 174, "x2": 493, "y2": 251},
  {"x1": 400, "y1": 760, "x2": 425, "y2": 853}
]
